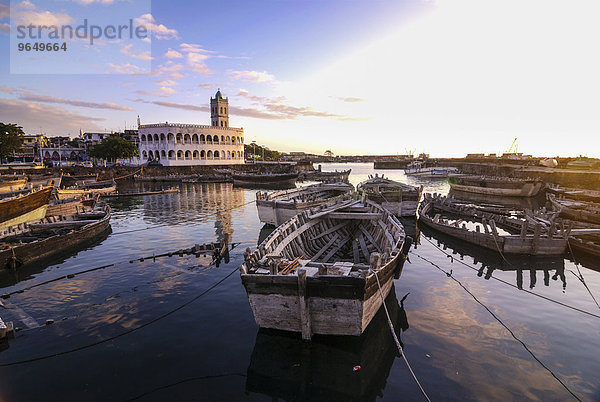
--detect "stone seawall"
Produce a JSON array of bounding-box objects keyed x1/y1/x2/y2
[{"x1": 0, "y1": 162, "x2": 304, "y2": 181}]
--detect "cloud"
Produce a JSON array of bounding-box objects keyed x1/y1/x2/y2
[
  {"x1": 13, "y1": 9, "x2": 74, "y2": 27},
  {"x1": 0, "y1": 4, "x2": 9, "y2": 19},
  {"x1": 71, "y1": 0, "x2": 117, "y2": 4},
  {"x1": 332, "y1": 96, "x2": 364, "y2": 103},
  {"x1": 0, "y1": 23, "x2": 9, "y2": 34},
  {"x1": 164, "y1": 48, "x2": 183, "y2": 59},
  {"x1": 198, "y1": 84, "x2": 214, "y2": 89},
  {"x1": 0, "y1": 86, "x2": 133, "y2": 112},
  {"x1": 228, "y1": 70, "x2": 276, "y2": 83},
  {"x1": 136, "y1": 99, "x2": 209, "y2": 112},
  {"x1": 236, "y1": 88, "x2": 364, "y2": 121},
  {"x1": 136, "y1": 87, "x2": 176, "y2": 97},
  {"x1": 1, "y1": 86, "x2": 133, "y2": 111},
  {"x1": 134, "y1": 13, "x2": 178, "y2": 40},
  {"x1": 120, "y1": 44, "x2": 153, "y2": 61},
  {"x1": 178, "y1": 43, "x2": 214, "y2": 76},
  {"x1": 154, "y1": 79, "x2": 177, "y2": 86},
  {"x1": 0, "y1": 98, "x2": 105, "y2": 135},
  {"x1": 107, "y1": 62, "x2": 147, "y2": 75}
]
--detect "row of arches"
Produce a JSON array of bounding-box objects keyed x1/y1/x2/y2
[
  {"x1": 140, "y1": 133, "x2": 243, "y2": 145},
  {"x1": 142, "y1": 149, "x2": 243, "y2": 161}
]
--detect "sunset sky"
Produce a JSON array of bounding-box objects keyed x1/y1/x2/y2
[{"x1": 1, "y1": 0, "x2": 599, "y2": 157}]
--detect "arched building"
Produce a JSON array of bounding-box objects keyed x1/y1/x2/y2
[{"x1": 138, "y1": 90, "x2": 244, "y2": 166}]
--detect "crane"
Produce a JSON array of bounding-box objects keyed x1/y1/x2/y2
[{"x1": 506, "y1": 137, "x2": 518, "y2": 153}]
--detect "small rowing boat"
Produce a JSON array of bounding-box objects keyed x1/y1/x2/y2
[
  {"x1": 256, "y1": 182, "x2": 354, "y2": 226},
  {"x1": 357, "y1": 174, "x2": 423, "y2": 217},
  {"x1": 240, "y1": 198, "x2": 409, "y2": 339}
]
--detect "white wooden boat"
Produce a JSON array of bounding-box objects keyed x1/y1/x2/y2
[
  {"x1": 419, "y1": 194, "x2": 568, "y2": 255},
  {"x1": 256, "y1": 182, "x2": 354, "y2": 226},
  {"x1": 357, "y1": 175, "x2": 423, "y2": 217},
  {"x1": 240, "y1": 198, "x2": 408, "y2": 339},
  {"x1": 449, "y1": 176, "x2": 545, "y2": 197},
  {"x1": 405, "y1": 161, "x2": 458, "y2": 177},
  {"x1": 56, "y1": 181, "x2": 116, "y2": 200}
]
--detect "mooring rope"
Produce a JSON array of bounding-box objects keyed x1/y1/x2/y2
[
  {"x1": 566, "y1": 239, "x2": 600, "y2": 310},
  {"x1": 370, "y1": 267, "x2": 431, "y2": 401},
  {"x1": 0, "y1": 265, "x2": 239, "y2": 367},
  {"x1": 413, "y1": 252, "x2": 582, "y2": 401},
  {"x1": 419, "y1": 234, "x2": 600, "y2": 319}
]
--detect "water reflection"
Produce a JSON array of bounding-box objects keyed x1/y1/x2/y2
[
  {"x1": 0, "y1": 227, "x2": 112, "y2": 287},
  {"x1": 419, "y1": 225, "x2": 567, "y2": 291},
  {"x1": 246, "y1": 287, "x2": 409, "y2": 401}
]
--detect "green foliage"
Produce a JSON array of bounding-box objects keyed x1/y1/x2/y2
[
  {"x1": 0, "y1": 123, "x2": 24, "y2": 159},
  {"x1": 244, "y1": 143, "x2": 281, "y2": 161},
  {"x1": 89, "y1": 136, "x2": 138, "y2": 161}
]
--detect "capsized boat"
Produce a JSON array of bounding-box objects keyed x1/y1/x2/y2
[
  {"x1": 0, "y1": 205, "x2": 111, "y2": 270},
  {"x1": 240, "y1": 198, "x2": 409, "y2": 339},
  {"x1": 357, "y1": 174, "x2": 423, "y2": 217},
  {"x1": 448, "y1": 176, "x2": 545, "y2": 197},
  {"x1": 256, "y1": 182, "x2": 354, "y2": 226},
  {"x1": 419, "y1": 194, "x2": 568, "y2": 255}
]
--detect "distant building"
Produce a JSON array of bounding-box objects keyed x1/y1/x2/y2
[
  {"x1": 47, "y1": 136, "x2": 71, "y2": 147},
  {"x1": 22, "y1": 134, "x2": 48, "y2": 148},
  {"x1": 138, "y1": 90, "x2": 244, "y2": 166}
]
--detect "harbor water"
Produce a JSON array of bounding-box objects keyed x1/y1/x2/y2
[{"x1": 1, "y1": 163, "x2": 599, "y2": 401}]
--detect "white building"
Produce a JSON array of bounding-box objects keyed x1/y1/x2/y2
[{"x1": 138, "y1": 90, "x2": 244, "y2": 166}]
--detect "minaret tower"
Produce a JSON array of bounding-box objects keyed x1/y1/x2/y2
[{"x1": 211, "y1": 89, "x2": 229, "y2": 127}]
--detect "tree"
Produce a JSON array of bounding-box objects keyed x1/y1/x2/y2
[
  {"x1": 244, "y1": 143, "x2": 281, "y2": 161},
  {"x1": 89, "y1": 136, "x2": 138, "y2": 162},
  {"x1": 0, "y1": 123, "x2": 24, "y2": 160}
]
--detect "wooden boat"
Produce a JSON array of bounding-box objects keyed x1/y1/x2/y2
[
  {"x1": 548, "y1": 194, "x2": 600, "y2": 225},
  {"x1": 418, "y1": 194, "x2": 568, "y2": 255},
  {"x1": 0, "y1": 179, "x2": 27, "y2": 193},
  {"x1": 0, "y1": 205, "x2": 111, "y2": 270},
  {"x1": 233, "y1": 171, "x2": 298, "y2": 188},
  {"x1": 256, "y1": 182, "x2": 354, "y2": 226},
  {"x1": 57, "y1": 180, "x2": 117, "y2": 200},
  {"x1": 240, "y1": 198, "x2": 408, "y2": 339},
  {"x1": 0, "y1": 187, "x2": 54, "y2": 229},
  {"x1": 45, "y1": 196, "x2": 97, "y2": 217},
  {"x1": 405, "y1": 161, "x2": 458, "y2": 178},
  {"x1": 246, "y1": 288, "x2": 406, "y2": 401},
  {"x1": 298, "y1": 169, "x2": 351, "y2": 183},
  {"x1": 448, "y1": 176, "x2": 545, "y2": 197},
  {"x1": 547, "y1": 186, "x2": 600, "y2": 203},
  {"x1": 356, "y1": 174, "x2": 423, "y2": 217}
]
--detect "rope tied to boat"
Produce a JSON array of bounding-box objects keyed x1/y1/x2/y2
[
  {"x1": 369, "y1": 267, "x2": 431, "y2": 402},
  {"x1": 566, "y1": 239, "x2": 600, "y2": 310}
]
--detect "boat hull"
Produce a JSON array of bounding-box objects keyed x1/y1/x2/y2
[
  {"x1": 56, "y1": 185, "x2": 116, "y2": 199},
  {"x1": 449, "y1": 181, "x2": 543, "y2": 197},
  {"x1": 0, "y1": 187, "x2": 53, "y2": 229},
  {"x1": 242, "y1": 254, "x2": 399, "y2": 336},
  {"x1": 0, "y1": 206, "x2": 111, "y2": 270}
]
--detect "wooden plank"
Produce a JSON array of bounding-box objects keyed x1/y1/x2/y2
[
  {"x1": 297, "y1": 269, "x2": 312, "y2": 340},
  {"x1": 309, "y1": 220, "x2": 350, "y2": 241},
  {"x1": 306, "y1": 200, "x2": 359, "y2": 219},
  {"x1": 310, "y1": 233, "x2": 340, "y2": 262},
  {"x1": 359, "y1": 225, "x2": 383, "y2": 254},
  {"x1": 352, "y1": 237, "x2": 360, "y2": 263},
  {"x1": 271, "y1": 219, "x2": 321, "y2": 256},
  {"x1": 327, "y1": 212, "x2": 382, "y2": 220},
  {"x1": 321, "y1": 234, "x2": 352, "y2": 263},
  {"x1": 358, "y1": 234, "x2": 370, "y2": 261}
]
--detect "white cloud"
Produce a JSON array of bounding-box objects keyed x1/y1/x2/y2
[
  {"x1": 136, "y1": 86, "x2": 176, "y2": 97},
  {"x1": 164, "y1": 48, "x2": 183, "y2": 59},
  {"x1": 107, "y1": 62, "x2": 146, "y2": 75},
  {"x1": 134, "y1": 13, "x2": 178, "y2": 40},
  {"x1": 1, "y1": 86, "x2": 133, "y2": 111},
  {"x1": 228, "y1": 70, "x2": 276, "y2": 83},
  {"x1": 154, "y1": 79, "x2": 177, "y2": 86},
  {"x1": 120, "y1": 44, "x2": 153, "y2": 61},
  {"x1": 0, "y1": 23, "x2": 9, "y2": 34}
]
